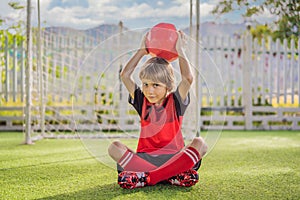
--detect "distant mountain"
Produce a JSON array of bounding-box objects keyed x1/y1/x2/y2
[
  {"x1": 44, "y1": 26, "x2": 81, "y2": 35},
  {"x1": 183, "y1": 21, "x2": 249, "y2": 38},
  {"x1": 84, "y1": 24, "x2": 128, "y2": 38},
  {"x1": 45, "y1": 24, "x2": 128, "y2": 41},
  {"x1": 45, "y1": 22, "x2": 251, "y2": 39}
]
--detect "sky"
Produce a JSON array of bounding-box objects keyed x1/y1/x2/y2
[{"x1": 0, "y1": 0, "x2": 274, "y2": 30}]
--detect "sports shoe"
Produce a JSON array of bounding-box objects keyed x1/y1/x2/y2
[
  {"x1": 118, "y1": 171, "x2": 150, "y2": 189},
  {"x1": 167, "y1": 169, "x2": 199, "y2": 187}
]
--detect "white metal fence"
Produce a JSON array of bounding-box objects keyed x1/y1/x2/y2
[{"x1": 0, "y1": 28, "x2": 299, "y2": 133}]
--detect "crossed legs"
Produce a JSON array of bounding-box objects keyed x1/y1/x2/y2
[{"x1": 108, "y1": 137, "x2": 208, "y2": 187}]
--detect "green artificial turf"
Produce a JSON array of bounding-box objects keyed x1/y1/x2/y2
[{"x1": 0, "y1": 131, "x2": 299, "y2": 200}]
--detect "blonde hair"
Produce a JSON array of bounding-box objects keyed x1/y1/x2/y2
[{"x1": 139, "y1": 57, "x2": 175, "y2": 92}]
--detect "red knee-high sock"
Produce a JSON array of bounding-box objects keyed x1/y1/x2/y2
[
  {"x1": 118, "y1": 150, "x2": 157, "y2": 172},
  {"x1": 148, "y1": 147, "x2": 200, "y2": 185}
]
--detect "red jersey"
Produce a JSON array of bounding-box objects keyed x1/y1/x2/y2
[{"x1": 129, "y1": 87, "x2": 190, "y2": 155}]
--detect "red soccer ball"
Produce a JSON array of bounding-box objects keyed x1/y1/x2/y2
[{"x1": 145, "y1": 23, "x2": 178, "y2": 62}]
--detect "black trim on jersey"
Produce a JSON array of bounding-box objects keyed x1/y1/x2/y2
[
  {"x1": 173, "y1": 88, "x2": 190, "y2": 118},
  {"x1": 128, "y1": 85, "x2": 190, "y2": 119},
  {"x1": 128, "y1": 85, "x2": 144, "y2": 116}
]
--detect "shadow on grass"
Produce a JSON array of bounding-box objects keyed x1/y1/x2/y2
[{"x1": 37, "y1": 182, "x2": 194, "y2": 200}]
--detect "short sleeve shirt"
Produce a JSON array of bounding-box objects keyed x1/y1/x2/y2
[{"x1": 129, "y1": 86, "x2": 190, "y2": 155}]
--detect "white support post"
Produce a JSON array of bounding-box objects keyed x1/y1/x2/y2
[
  {"x1": 189, "y1": 0, "x2": 193, "y2": 37},
  {"x1": 37, "y1": 0, "x2": 45, "y2": 137},
  {"x1": 13, "y1": 37, "x2": 17, "y2": 102},
  {"x1": 5, "y1": 35, "x2": 9, "y2": 102},
  {"x1": 298, "y1": 39, "x2": 300, "y2": 106},
  {"x1": 242, "y1": 27, "x2": 252, "y2": 130},
  {"x1": 25, "y1": 0, "x2": 33, "y2": 144},
  {"x1": 195, "y1": 0, "x2": 201, "y2": 136}
]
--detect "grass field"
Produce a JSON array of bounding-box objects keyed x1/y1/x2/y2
[{"x1": 0, "y1": 131, "x2": 299, "y2": 200}]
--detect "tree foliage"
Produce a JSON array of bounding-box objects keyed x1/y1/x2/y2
[
  {"x1": 212, "y1": 0, "x2": 300, "y2": 42},
  {"x1": 250, "y1": 24, "x2": 272, "y2": 44},
  {"x1": 0, "y1": 2, "x2": 26, "y2": 34},
  {"x1": 0, "y1": 2, "x2": 26, "y2": 78},
  {"x1": 0, "y1": 1, "x2": 26, "y2": 42},
  {"x1": 8, "y1": 2, "x2": 25, "y2": 10}
]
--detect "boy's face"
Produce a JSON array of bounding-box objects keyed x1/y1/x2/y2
[{"x1": 141, "y1": 79, "x2": 168, "y2": 105}]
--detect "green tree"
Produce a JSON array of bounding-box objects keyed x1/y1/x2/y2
[
  {"x1": 0, "y1": 1, "x2": 26, "y2": 43},
  {"x1": 250, "y1": 24, "x2": 272, "y2": 44},
  {"x1": 212, "y1": 0, "x2": 300, "y2": 42},
  {"x1": 0, "y1": 2, "x2": 25, "y2": 34},
  {"x1": 0, "y1": 2, "x2": 26, "y2": 84}
]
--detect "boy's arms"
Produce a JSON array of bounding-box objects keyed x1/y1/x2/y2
[
  {"x1": 176, "y1": 31, "x2": 193, "y2": 102},
  {"x1": 120, "y1": 31, "x2": 193, "y2": 101},
  {"x1": 120, "y1": 36, "x2": 148, "y2": 98}
]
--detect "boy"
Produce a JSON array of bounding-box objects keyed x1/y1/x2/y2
[{"x1": 108, "y1": 31, "x2": 207, "y2": 189}]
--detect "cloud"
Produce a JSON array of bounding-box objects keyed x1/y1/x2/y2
[
  {"x1": 0, "y1": 0, "x2": 218, "y2": 30},
  {"x1": 0, "y1": 0, "x2": 274, "y2": 30},
  {"x1": 157, "y1": 1, "x2": 164, "y2": 6},
  {"x1": 200, "y1": 3, "x2": 215, "y2": 17},
  {"x1": 250, "y1": 6, "x2": 277, "y2": 23},
  {"x1": 116, "y1": 1, "x2": 191, "y2": 20},
  {"x1": 120, "y1": 3, "x2": 152, "y2": 19}
]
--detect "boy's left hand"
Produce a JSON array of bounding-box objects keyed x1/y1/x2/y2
[
  {"x1": 176, "y1": 30, "x2": 187, "y2": 56},
  {"x1": 139, "y1": 33, "x2": 149, "y2": 55}
]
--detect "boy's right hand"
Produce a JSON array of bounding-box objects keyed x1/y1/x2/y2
[
  {"x1": 139, "y1": 33, "x2": 149, "y2": 55},
  {"x1": 176, "y1": 30, "x2": 187, "y2": 57}
]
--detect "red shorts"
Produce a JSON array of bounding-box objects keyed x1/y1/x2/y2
[{"x1": 117, "y1": 152, "x2": 201, "y2": 173}]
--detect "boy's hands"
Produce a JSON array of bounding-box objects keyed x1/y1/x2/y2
[
  {"x1": 139, "y1": 33, "x2": 149, "y2": 55},
  {"x1": 176, "y1": 30, "x2": 187, "y2": 57}
]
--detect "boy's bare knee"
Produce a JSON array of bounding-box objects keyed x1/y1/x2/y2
[
  {"x1": 189, "y1": 137, "x2": 208, "y2": 158},
  {"x1": 109, "y1": 140, "x2": 122, "y2": 149},
  {"x1": 108, "y1": 140, "x2": 127, "y2": 161},
  {"x1": 190, "y1": 137, "x2": 204, "y2": 148}
]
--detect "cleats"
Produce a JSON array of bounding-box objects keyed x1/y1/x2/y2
[
  {"x1": 117, "y1": 169, "x2": 198, "y2": 188},
  {"x1": 167, "y1": 169, "x2": 199, "y2": 187},
  {"x1": 118, "y1": 171, "x2": 150, "y2": 189}
]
